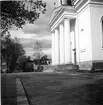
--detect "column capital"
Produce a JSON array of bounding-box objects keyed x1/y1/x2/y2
[{"x1": 64, "y1": 18, "x2": 70, "y2": 22}]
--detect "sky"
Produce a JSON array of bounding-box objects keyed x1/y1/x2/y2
[{"x1": 10, "y1": 0, "x2": 60, "y2": 58}]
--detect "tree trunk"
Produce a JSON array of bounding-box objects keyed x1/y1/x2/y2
[{"x1": 9, "y1": 54, "x2": 18, "y2": 73}]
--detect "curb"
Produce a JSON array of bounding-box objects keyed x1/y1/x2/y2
[{"x1": 16, "y1": 78, "x2": 29, "y2": 105}]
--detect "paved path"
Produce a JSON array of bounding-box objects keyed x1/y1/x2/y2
[{"x1": 1, "y1": 72, "x2": 103, "y2": 105}]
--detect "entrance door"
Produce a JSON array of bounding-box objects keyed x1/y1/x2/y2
[{"x1": 70, "y1": 31, "x2": 76, "y2": 65}]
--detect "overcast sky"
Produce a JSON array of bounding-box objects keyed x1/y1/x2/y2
[{"x1": 10, "y1": 0, "x2": 60, "y2": 58}]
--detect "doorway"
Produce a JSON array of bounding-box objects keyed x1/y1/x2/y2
[{"x1": 70, "y1": 31, "x2": 76, "y2": 65}]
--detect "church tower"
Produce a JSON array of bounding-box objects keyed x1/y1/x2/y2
[{"x1": 60, "y1": 0, "x2": 72, "y2": 6}]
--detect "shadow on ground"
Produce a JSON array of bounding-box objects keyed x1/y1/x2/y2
[
  {"x1": 1, "y1": 75, "x2": 17, "y2": 105},
  {"x1": 1, "y1": 72, "x2": 103, "y2": 105}
]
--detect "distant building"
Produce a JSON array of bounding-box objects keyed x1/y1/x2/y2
[
  {"x1": 34, "y1": 58, "x2": 51, "y2": 65},
  {"x1": 49, "y1": 0, "x2": 103, "y2": 70}
]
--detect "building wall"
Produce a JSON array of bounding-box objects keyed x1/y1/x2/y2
[
  {"x1": 77, "y1": 6, "x2": 92, "y2": 62},
  {"x1": 75, "y1": 5, "x2": 93, "y2": 70},
  {"x1": 50, "y1": 0, "x2": 103, "y2": 70},
  {"x1": 89, "y1": 4, "x2": 103, "y2": 70},
  {"x1": 90, "y1": 4, "x2": 103, "y2": 61},
  {"x1": 76, "y1": 3, "x2": 103, "y2": 70}
]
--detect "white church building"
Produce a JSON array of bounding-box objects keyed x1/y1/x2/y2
[{"x1": 49, "y1": 0, "x2": 103, "y2": 71}]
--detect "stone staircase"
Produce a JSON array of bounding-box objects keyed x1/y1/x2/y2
[{"x1": 43, "y1": 64, "x2": 78, "y2": 73}]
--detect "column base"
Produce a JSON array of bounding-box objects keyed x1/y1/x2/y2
[
  {"x1": 55, "y1": 63, "x2": 77, "y2": 72},
  {"x1": 43, "y1": 64, "x2": 77, "y2": 73}
]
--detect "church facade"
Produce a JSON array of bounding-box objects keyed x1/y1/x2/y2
[{"x1": 49, "y1": 0, "x2": 103, "y2": 70}]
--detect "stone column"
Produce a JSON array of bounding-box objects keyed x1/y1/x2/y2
[
  {"x1": 55, "y1": 29, "x2": 59, "y2": 64},
  {"x1": 52, "y1": 32, "x2": 55, "y2": 65},
  {"x1": 64, "y1": 18, "x2": 72, "y2": 63},
  {"x1": 59, "y1": 23, "x2": 65, "y2": 64}
]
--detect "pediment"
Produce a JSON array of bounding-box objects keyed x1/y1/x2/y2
[
  {"x1": 50, "y1": 6, "x2": 62, "y2": 24},
  {"x1": 49, "y1": 5, "x2": 76, "y2": 28}
]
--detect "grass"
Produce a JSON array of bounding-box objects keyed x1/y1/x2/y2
[{"x1": 1, "y1": 72, "x2": 103, "y2": 105}]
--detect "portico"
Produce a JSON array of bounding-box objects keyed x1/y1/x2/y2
[{"x1": 50, "y1": 5, "x2": 76, "y2": 65}]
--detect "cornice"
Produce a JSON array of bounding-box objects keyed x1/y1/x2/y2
[
  {"x1": 50, "y1": 12, "x2": 76, "y2": 32},
  {"x1": 49, "y1": 6, "x2": 76, "y2": 30},
  {"x1": 72, "y1": 0, "x2": 103, "y2": 12},
  {"x1": 49, "y1": 6, "x2": 63, "y2": 27},
  {"x1": 76, "y1": 0, "x2": 103, "y2": 14},
  {"x1": 72, "y1": 0, "x2": 81, "y2": 5},
  {"x1": 49, "y1": 0, "x2": 103, "y2": 31}
]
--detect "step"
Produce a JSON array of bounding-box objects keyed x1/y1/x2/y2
[{"x1": 43, "y1": 64, "x2": 78, "y2": 73}]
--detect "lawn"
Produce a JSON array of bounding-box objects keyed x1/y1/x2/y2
[{"x1": 1, "y1": 72, "x2": 103, "y2": 105}]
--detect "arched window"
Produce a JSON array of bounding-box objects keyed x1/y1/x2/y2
[{"x1": 101, "y1": 16, "x2": 103, "y2": 49}]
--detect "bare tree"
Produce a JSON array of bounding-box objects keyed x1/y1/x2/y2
[{"x1": 33, "y1": 41, "x2": 44, "y2": 66}]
